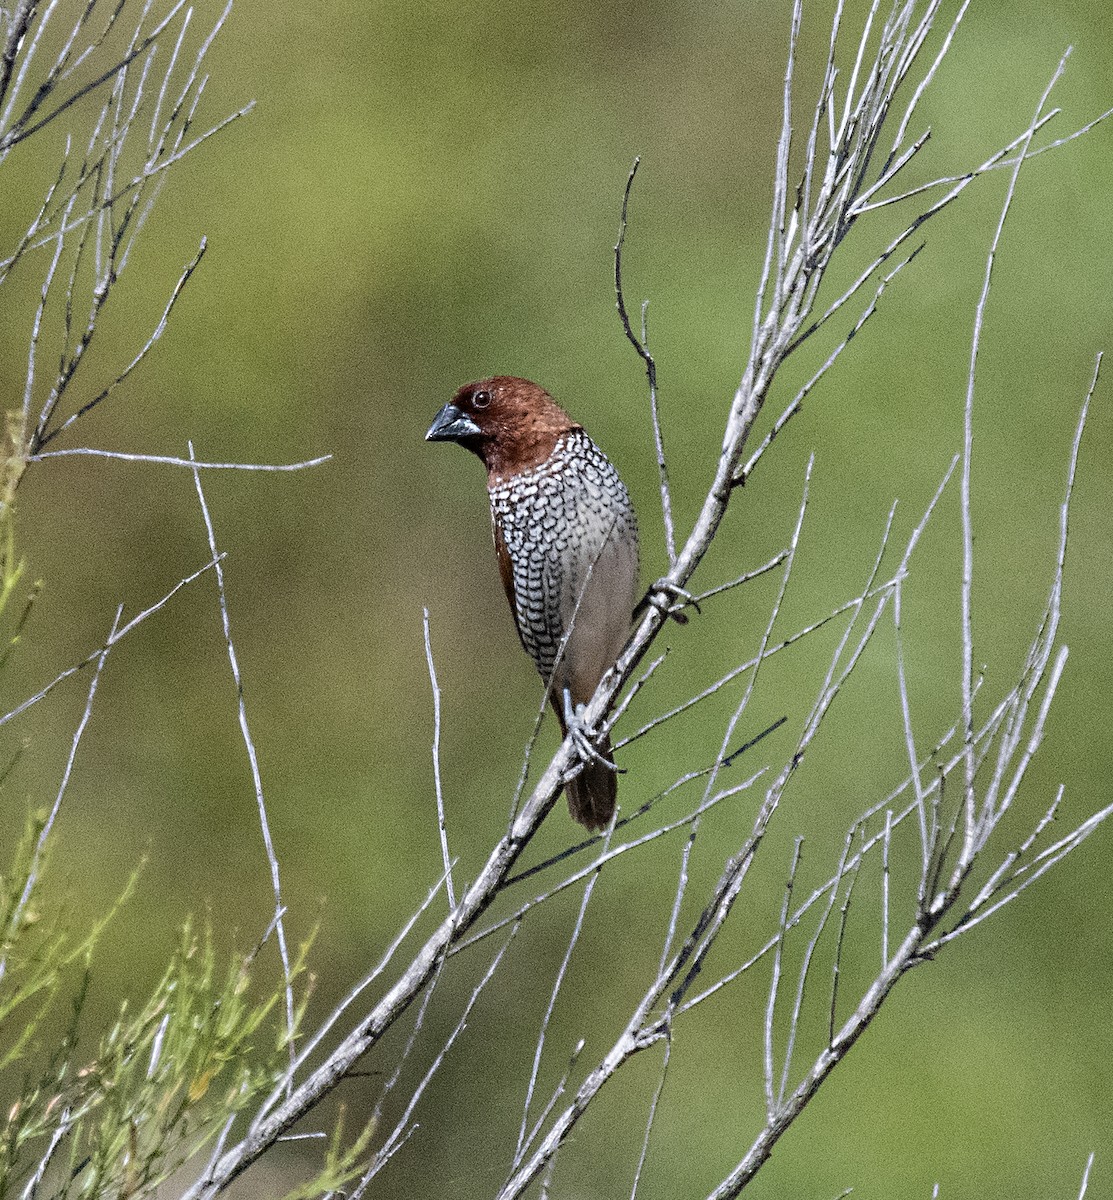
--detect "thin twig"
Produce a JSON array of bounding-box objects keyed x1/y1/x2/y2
[
  {"x1": 516, "y1": 846, "x2": 607, "y2": 1162},
  {"x1": 189, "y1": 443, "x2": 297, "y2": 1082},
  {"x1": 27, "y1": 448, "x2": 331, "y2": 470},
  {"x1": 36, "y1": 239, "x2": 208, "y2": 450},
  {"x1": 0, "y1": 555, "x2": 223, "y2": 730},
  {"x1": 958, "y1": 52, "x2": 1069, "y2": 871},
  {"x1": 0, "y1": 606, "x2": 120, "y2": 986},
  {"x1": 614, "y1": 156, "x2": 675, "y2": 565},
  {"x1": 629, "y1": 1027, "x2": 671, "y2": 1200},
  {"x1": 423, "y1": 609, "x2": 456, "y2": 909}
]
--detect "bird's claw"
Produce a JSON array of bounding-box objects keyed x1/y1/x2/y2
[
  {"x1": 642, "y1": 579, "x2": 700, "y2": 625},
  {"x1": 561, "y1": 689, "x2": 621, "y2": 780}
]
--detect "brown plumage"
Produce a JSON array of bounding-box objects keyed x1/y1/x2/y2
[{"x1": 426, "y1": 376, "x2": 639, "y2": 829}]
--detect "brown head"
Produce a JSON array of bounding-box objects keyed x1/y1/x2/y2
[{"x1": 425, "y1": 376, "x2": 578, "y2": 484}]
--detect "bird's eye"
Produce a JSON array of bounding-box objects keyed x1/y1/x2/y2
[{"x1": 473, "y1": 388, "x2": 492, "y2": 409}]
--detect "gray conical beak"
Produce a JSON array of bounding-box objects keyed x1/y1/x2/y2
[{"x1": 425, "y1": 403, "x2": 481, "y2": 442}]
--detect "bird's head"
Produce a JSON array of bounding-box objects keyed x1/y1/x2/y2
[{"x1": 425, "y1": 376, "x2": 578, "y2": 482}]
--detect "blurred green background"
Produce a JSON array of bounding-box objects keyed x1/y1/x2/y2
[{"x1": 2, "y1": 0, "x2": 1112, "y2": 1195}]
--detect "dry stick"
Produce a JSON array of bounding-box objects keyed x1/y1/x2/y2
[
  {"x1": 515, "y1": 828, "x2": 611, "y2": 1163},
  {"x1": 711, "y1": 628, "x2": 1101, "y2": 1196},
  {"x1": 498, "y1": 451, "x2": 973, "y2": 1178},
  {"x1": 30, "y1": 67, "x2": 142, "y2": 450},
  {"x1": 628, "y1": 1026, "x2": 672, "y2": 1200},
  {"x1": 934, "y1": 789, "x2": 1087, "y2": 944},
  {"x1": 690, "y1": 458, "x2": 1074, "y2": 1070},
  {"x1": 826, "y1": 837, "x2": 863, "y2": 1045},
  {"x1": 364, "y1": 925, "x2": 519, "y2": 1185},
  {"x1": 706, "y1": 455, "x2": 813, "y2": 810},
  {"x1": 186, "y1": 732, "x2": 741, "y2": 1197},
  {"x1": 626, "y1": 842, "x2": 709, "y2": 1180},
  {"x1": 369, "y1": 936, "x2": 451, "y2": 1129},
  {"x1": 422, "y1": 609, "x2": 456, "y2": 909},
  {"x1": 796, "y1": 0, "x2": 839, "y2": 251},
  {"x1": 683, "y1": 811, "x2": 899, "y2": 1022},
  {"x1": 460, "y1": 775, "x2": 762, "y2": 961},
  {"x1": 507, "y1": 717, "x2": 776, "y2": 891},
  {"x1": 681, "y1": 678, "x2": 1018, "y2": 1026},
  {"x1": 655, "y1": 456, "x2": 813, "y2": 975},
  {"x1": 40, "y1": 239, "x2": 208, "y2": 449},
  {"x1": 886, "y1": 1, "x2": 970, "y2": 164},
  {"x1": 62, "y1": 123, "x2": 104, "y2": 366},
  {"x1": 656, "y1": 458, "x2": 812, "y2": 972},
  {"x1": 165, "y1": 1, "x2": 233, "y2": 147},
  {"x1": 538, "y1": 1153, "x2": 559, "y2": 1200},
  {"x1": 675, "y1": 600, "x2": 918, "y2": 1193},
  {"x1": 1, "y1": 0, "x2": 188, "y2": 151},
  {"x1": 614, "y1": 157, "x2": 675, "y2": 566},
  {"x1": 779, "y1": 828, "x2": 854, "y2": 1105},
  {"x1": 189, "y1": 445, "x2": 297, "y2": 1082},
  {"x1": 764, "y1": 839, "x2": 804, "y2": 1118},
  {"x1": 802, "y1": 110, "x2": 1058, "y2": 347},
  {"x1": 17, "y1": 187, "x2": 69, "y2": 453},
  {"x1": 606, "y1": 647, "x2": 668, "y2": 736},
  {"x1": 619, "y1": 573, "x2": 899, "y2": 750},
  {"x1": 708, "y1": 917, "x2": 931, "y2": 1200},
  {"x1": 31, "y1": 0, "x2": 114, "y2": 98},
  {"x1": 739, "y1": 246, "x2": 922, "y2": 487},
  {"x1": 28, "y1": 449, "x2": 331, "y2": 470},
  {"x1": 965, "y1": 793, "x2": 1113, "y2": 928},
  {"x1": 10, "y1": 1, "x2": 249, "y2": 461},
  {"x1": 0, "y1": 0, "x2": 58, "y2": 139},
  {"x1": 149, "y1": 3, "x2": 193, "y2": 149},
  {"x1": 933, "y1": 440, "x2": 1113, "y2": 938},
  {"x1": 1078, "y1": 1154, "x2": 1096, "y2": 1200},
  {"x1": 0, "y1": 605, "x2": 121, "y2": 987},
  {"x1": 975, "y1": 362, "x2": 1098, "y2": 840},
  {"x1": 255, "y1": 867, "x2": 452, "y2": 1123},
  {"x1": 0, "y1": 0, "x2": 37, "y2": 117},
  {"x1": 0, "y1": 555, "x2": 223, "y2": 729},
  {"x1": 687, "y1": 551, "x2": 788, "y2": 606},
  {"x1": 894, "y1": 573, "x2": 933, "y2": 902},
  {"x1": 128, "y1": 4, "x2": 233, "y2": 260},
  {"x1": 347, "y1": 1126, "x2": 418, "y2": 1200},
  {"x1": 659, "y1": 823, "x2": 697, "y2": 978},
  {"x1": 766, "y1": 0, "x2": 801, "y2": 328},
  {"x1": 861, "y1": 92, "x2": 1113, "y2": 216},
  {"x1": 958, "y1": 52, "x2": 1068, "y2": 873},
  {"x1": 965, "y1": 789, "x2": 1063, "y2": 922},
  {"x1": 519, "y1": 1037, "x2": 585, "y2": 1164},
  {"x1": 0, "y1": 96, "x2": 255, "y2": 275},
  {"x1": 201, "y1": 1111, "x2": 240, "y2": 1189},
  {"x1": 0, "y1": 140, "x2": 67, "y2": 289}
]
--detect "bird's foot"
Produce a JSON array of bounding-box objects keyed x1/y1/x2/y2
[
  {"x1": 640, "y1": 578, "x2": 701, "y2": 625},
  {"x1": 561, "y1": 689, "x2": 621, "y2": 780}
]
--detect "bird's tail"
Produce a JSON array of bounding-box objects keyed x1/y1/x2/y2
[{"x1": 565, "y1": 733, "x2": 617, "y2": 831}]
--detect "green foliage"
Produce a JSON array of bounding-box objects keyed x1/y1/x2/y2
[{"x1": 0, "y1": 830, "x2": 312, "y2": 1200}]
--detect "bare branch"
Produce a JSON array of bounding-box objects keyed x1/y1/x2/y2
[
  {"x1": 422, "y1": 609, "x2": 456, "y2": 909},
  {"x1": 0, "y1": 604, "x2": 121, "y2": 986},
  {"x1": 614, "y1": 156, "x2": 675, "y2": 565},
  {"x1": 27, "y1": 448, "x2": 331, "y2": 470},
  {"x1": 189, "y1": 443, "x2": 297, "y2": 1079}
]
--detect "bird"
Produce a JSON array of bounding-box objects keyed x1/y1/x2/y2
[{"x1": 426, "y1": 376, "x2": 639, "y2": 830}]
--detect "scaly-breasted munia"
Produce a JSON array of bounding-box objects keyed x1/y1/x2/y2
[{"x1": 426, "y1": 376, "x2": 639, "y2": 830}]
